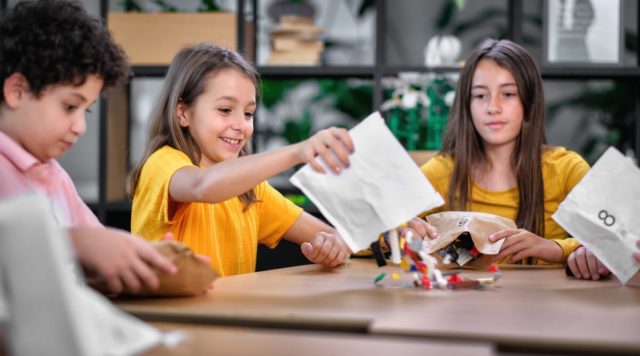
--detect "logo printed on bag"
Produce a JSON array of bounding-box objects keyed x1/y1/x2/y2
[
  {"x1": 598, "y1": 209, "x2": 616, "y2": 227},
  {"x1": 457, "y1": 217, "x2": 469, "y2": 227}
]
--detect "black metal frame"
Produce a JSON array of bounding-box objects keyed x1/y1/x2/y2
[{"x1": 90, "y1": 0, "x2": 639, "y2": 222}]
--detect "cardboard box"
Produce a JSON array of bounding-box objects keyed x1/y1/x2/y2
[{"x1": 108, "y1": 12, "x2": 253, "y2": 65}]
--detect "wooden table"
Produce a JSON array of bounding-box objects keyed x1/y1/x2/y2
[
  {"x1": 117, "y1": 259, "x2": 640, "y2": 354},
  {"x1": 144, "y1": 322, "x2": 494, "y2": 356}
]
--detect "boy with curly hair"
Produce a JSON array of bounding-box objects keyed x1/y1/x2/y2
[{"x1": 0, "y1": 0, "x2": 177, "y2": 294}]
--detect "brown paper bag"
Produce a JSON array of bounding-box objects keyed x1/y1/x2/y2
[
  {"x1": 424, "y1": 211, "x2": 516, "y2": 270},
  {"x1": 132, "y1": 240, "x2": 218, "y2": 297}
]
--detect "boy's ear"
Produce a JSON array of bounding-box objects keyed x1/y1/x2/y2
[
  {"x1": 176, "y1": 101, "x2": 190, "y2": 127},
  {"x1": 3, "y1": 73, "x2": 30, "y2": 109}
]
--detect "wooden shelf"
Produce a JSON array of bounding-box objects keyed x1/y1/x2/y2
[
  {"x1": 540, "y1": 67, "x2": 640, "y2": 79},
  {"x1": 131, "y1": 66, "x2": 169, "y2": 77},
  {"x1": 258, "y1": 65, "x2": 375, "y2": 78}
]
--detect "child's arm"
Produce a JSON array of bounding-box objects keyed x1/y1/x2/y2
[
  {"x1": 281, "y1": 212, "x2": 351, "y2": 268},
  {"x1": 567, "y1": 246, "x2": 611, "y2": 280},
  {"x1": 489, "y1": 229, "x2": 563, "y2": 264},
  {"x1": 169, "y1": 127, "x2": 354, "y2": 204},
  {"x1": 69, "y1": 226, "x2": 177, "y2": 294}
]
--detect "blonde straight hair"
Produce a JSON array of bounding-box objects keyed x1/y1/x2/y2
[{"x1": 128, "y1": 44, "x2": 260, "y2": 209}]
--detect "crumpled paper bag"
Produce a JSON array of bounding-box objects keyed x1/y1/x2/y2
[
  {"x1": 424, "y1": 211, "x2": 515, "y2": 269},
  {"x1": 137, "y1": 241, "x2": 218, "y2": 296},
  {"x1": 553, "y1": 147, "x2": 640, "y2": 284}
]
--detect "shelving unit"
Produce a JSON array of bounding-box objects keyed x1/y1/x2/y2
[{"x1": 2, "y1": 0, "x2": 638, "y2": 231}]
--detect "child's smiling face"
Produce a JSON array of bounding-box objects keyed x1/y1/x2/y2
[
  {"x1": 178, "y1": 68, "x2": 256, "y2": 166},
  {"x1": 1, "y1": 73, "x2": 103, "y2": 162}
]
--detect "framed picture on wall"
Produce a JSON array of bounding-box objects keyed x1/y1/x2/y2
[{"x1": 544, "y1": 0, "x2": 623, "y2": 66}]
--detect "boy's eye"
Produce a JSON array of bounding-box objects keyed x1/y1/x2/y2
[{"x1": 64, "y1": 104, "x2": 78, "y2": 112}]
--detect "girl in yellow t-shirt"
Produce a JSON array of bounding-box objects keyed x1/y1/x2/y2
[
  {"x1": 422, "y1": 39, "x2": 591, "y2": 267},
  {"x1": 128, "y1": 44, "x2": 433, "y2": 276},
  {"x1": 127, "y1": 44, "x2": 358, "y2": 276}
]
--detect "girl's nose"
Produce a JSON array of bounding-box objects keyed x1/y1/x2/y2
[{"x1": 487, "y1": 96, "x2": 502, "y2": 114}]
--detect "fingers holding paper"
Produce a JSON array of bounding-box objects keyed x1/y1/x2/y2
[
  {"x1": 301, "y1": 231, "x2": 351, "y2": 268},
  {"x1": 298, "y1": 127, "x2": 354, "y2": 174},
  {"x1": 490, "y1": 228, "x2": 563, "y2": 264},
  {"x1": 567, "y1": 246, "x2": 611, "y2": 280}
]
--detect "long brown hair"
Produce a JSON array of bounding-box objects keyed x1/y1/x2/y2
[
  {"x1": 128, "y1": 44, "x2": 260, "y2": 209},
  {"x1": 440, "y1": 39, "x2": 547, "y2": 236}
]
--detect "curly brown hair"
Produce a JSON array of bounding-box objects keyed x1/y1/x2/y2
[{"x1": 0, "y1": 0, "x2": 130, "y2": 102}]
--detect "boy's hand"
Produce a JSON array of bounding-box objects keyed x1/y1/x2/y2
[
  {"x1": 298, "y1": 127, "x2": 354, "y2": 174},
  {"x1": 301, "y1": 231, "x2": 351, "y2": 268},
  {"x1": 567, "y1": 246, "x2": 611, "y2": 280},
  {"x1": 70, "y1": 227, "x2": 177, "y2": 294}
]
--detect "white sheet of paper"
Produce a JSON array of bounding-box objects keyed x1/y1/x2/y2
[
  {"x1": 552, "y1": 147, "x2": 640, "y2": 284},
  {"x1": 290, "y1": 112, "x2": 444, "y2": 252},
  {"x1": 0, "y1": 193, "x2": 162, "y2": 355}
]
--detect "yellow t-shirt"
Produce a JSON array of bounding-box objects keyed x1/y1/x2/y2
[
  {"x1": 132, "y1": 146, "x2": 303, "y2": 276},
  {"x1": 420, "y1": 147, "x2": 589, "y2": 265}
]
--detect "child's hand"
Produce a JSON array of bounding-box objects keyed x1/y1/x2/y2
[
  {"x1": 298, "y1": 127, "x2": 354, "y2": 174},
  {"x1": 489, "y1": 228, "x2": 563, "y2": 264},
  {"x1": 301, "y1": 231, "x2": 351, "y2": 268},
  {"x1": 400, "y1": 217, "x2": 439, "y2": 240},
  {"x1": 70, "y1": 227, "x2": 177, "y2": 294},
  {"x1": 567, "y1": 246, "x2": 611, "y2": 280}
]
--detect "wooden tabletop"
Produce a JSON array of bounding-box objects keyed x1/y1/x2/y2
[
  {"x1": 116, "y1": 259, "x2": 640, "y2": 354},
  {"x1": 144, "y1": 322, "x2": 494, "y2": 356}
]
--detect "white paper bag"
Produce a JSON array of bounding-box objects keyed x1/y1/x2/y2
[
  {"x1": 290, "y1": 112, "x2": 444, "y2": 252},
  {"x1": 552, "y1": 147, "x2": 640, "y2": 284}
]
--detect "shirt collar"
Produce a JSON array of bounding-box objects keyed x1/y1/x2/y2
[{"x1": 0, "y1": 130, "x2": 46, "y2": 172}]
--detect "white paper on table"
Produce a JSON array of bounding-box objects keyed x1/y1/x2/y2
[
  {"x1": 290, "y1": 111, "x2": 444, "y2": 252},
  {"x1": 552, "y1": 147, "x2": 640, "y2": 284}
]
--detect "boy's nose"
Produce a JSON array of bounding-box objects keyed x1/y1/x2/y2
[{"x1": 71, "y1": 115, "x2": 87, "y2": 136}]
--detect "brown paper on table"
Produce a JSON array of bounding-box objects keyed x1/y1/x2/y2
[
  {"x1": 137, "y1": 241, "x2": 218, "y2": 296},
  {"x1": 424, "y1": 211, "x2": 515, "y2": 270}
]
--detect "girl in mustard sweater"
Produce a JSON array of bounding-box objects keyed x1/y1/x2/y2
[{"x1": 422, "y1": 39, "x2": 589, "y2": 266}]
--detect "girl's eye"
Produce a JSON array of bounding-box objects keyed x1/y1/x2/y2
[
  {"x1": 504, "y1": 92, "x2": 518, "y2": 97},
  {"x1": 85, "y1": 108, "x2": 93, "y2": 114},
  {"x1": 218, "y1": 108, "x2": 232, "y2": 114},
  {"x1": 245, "y1": 112, "x2": 254, "y2": 119},
  {"x1": 472, "y1": 94, "x2": 486, "y2": 100}
]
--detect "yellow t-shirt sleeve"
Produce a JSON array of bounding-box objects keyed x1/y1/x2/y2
[
  {"x1": 131, "y1": 146, "x2": 193, "y2": 240},
  {"x1": 255, "y1": 182, "x2": 303, "y2": 249}
]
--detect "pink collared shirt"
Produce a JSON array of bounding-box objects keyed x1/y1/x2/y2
[{"x1": 0, "y1": 131, "x2": 101, "y2": 228}]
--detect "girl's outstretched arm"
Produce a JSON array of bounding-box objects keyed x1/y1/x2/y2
[{"x1": 170, "y1": 127, "x2": 354, "y2": 204}]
